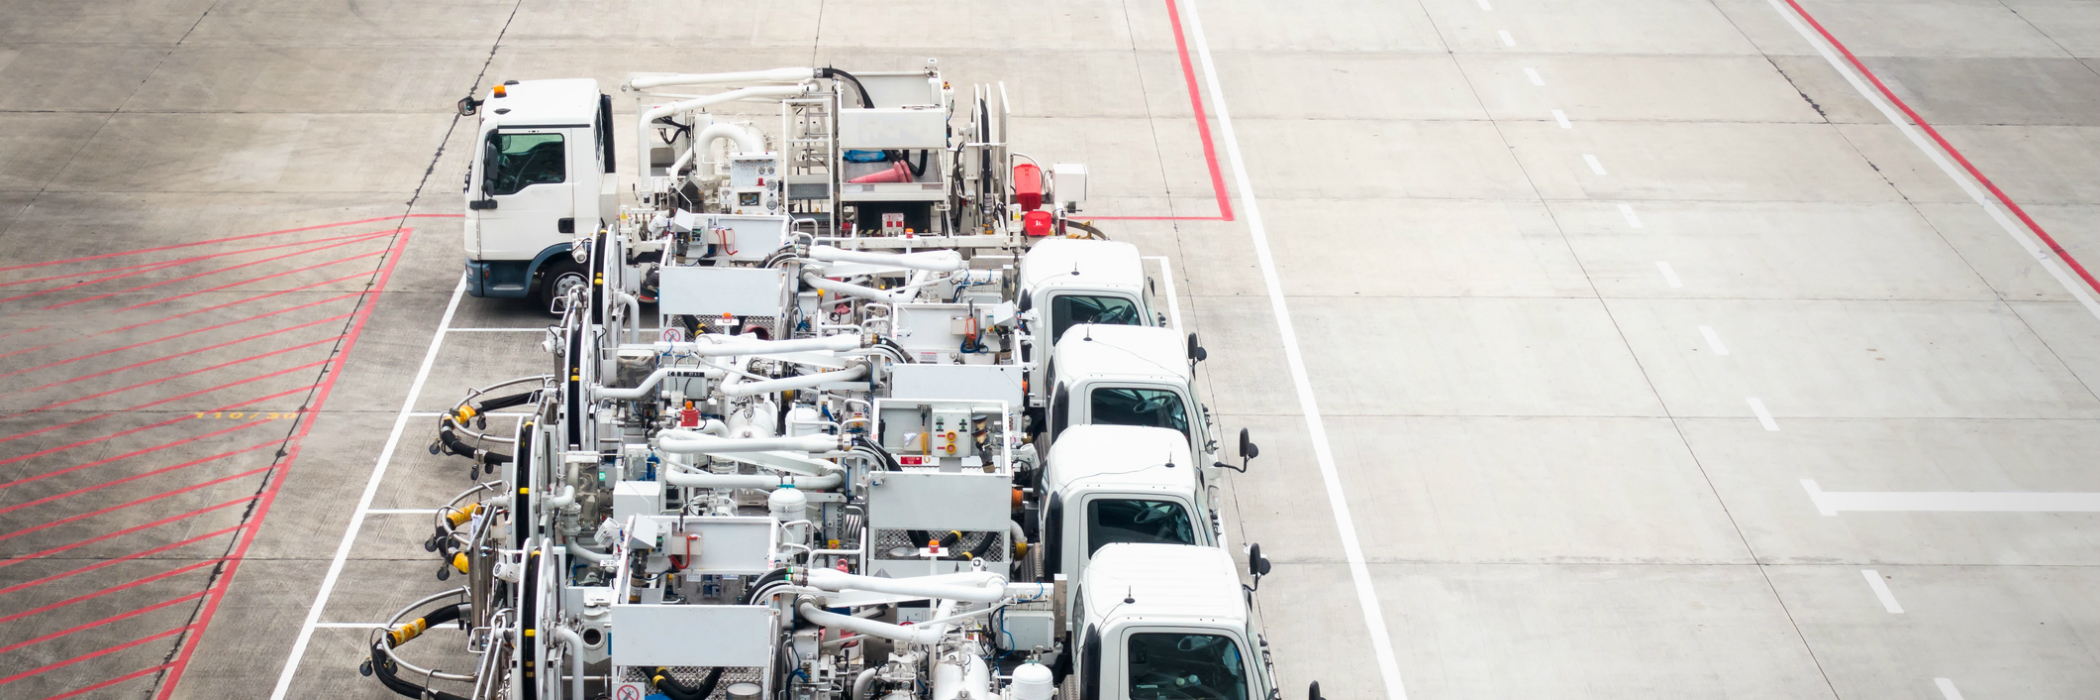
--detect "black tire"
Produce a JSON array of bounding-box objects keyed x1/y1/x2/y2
[{"x1": 535, "y1": 258, "x2": 588, "y2": 316}]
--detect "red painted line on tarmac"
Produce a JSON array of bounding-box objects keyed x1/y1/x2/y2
[
  {"x1": 0, "y1": 228, "x2": 396, "y2": 291},
  {"x1": 0, "y1": 421, "x2": 272, "y2": 490},
  {"x1": 0, "y1": 387, "x2": 306, "y2": 468},
  {"x1": 2, "y1": 313, "x2": 350, "y2": 399},
  {"x1": 0, "y1": 559, "x2": 222, "y2": 626},
  {"x1": 33, "y1": 664, "x2": 172, "y2": 700},
  {"x1": 156, "y1": 230, "x2": 416, "y2": 700},
  {"x1": 1089, "y1": 0, "x2": 1234, "y2": 223},
  {"x1": 0, "y1": 525, "x2": 242, "y2": 595},
  {"x1": 0, "y1": 361, "x2": 326, "y2": 447},
  {"x1": 0, "y1": 325, "x2": 47, "y2": 340},
  {"x1": 12, "y1": 338, "x2": 339, "y2": 417},
  {"x1": 0, "y1": 213, "x2": 458, "y2": 274},
  {"x1": 0, "y1": 273, "x2": 368, "y2": 363},
  {"x1": 1781, "y1": 0, "x2": 2100, "y2": 296},
  {"x1": 0, "y1": 292, "x2": 358, "y2": 380},
  {"x1": 0, "y1": 497, "x2": 251, "y2": 570},
  {"x1": 0, "y1": 625, "x2": 191, "y2": 688},
  {"x1": 0, "y1": 464, "x2": 275, "y2": 544},
  {"x1": 42, "y1": 232, "x2": 392, "y2": 310},
  {"x1": 0, "y1": 440, "x2": 280, "y2": 516},
  {"x1": 114, "y1": 246, "x2": 390, "y2": 313},
  {"x1": 0, "y1": 590, "x2": 208, "y2": 657}
]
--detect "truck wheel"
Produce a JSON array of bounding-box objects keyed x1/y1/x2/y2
[{"x1": 535, "y1": 258, "x2": 588, "y2": 316}]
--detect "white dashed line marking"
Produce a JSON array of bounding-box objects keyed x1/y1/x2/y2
[
  {"x1": 1655, "y1": 261, "x2": 1681, "y2": 287},
  {"x1": 1747, "y1": 397, "x2": 1778, "y2": 431},
  {"x1": 1583, "y1": 153, "x2": 1607, "y2": 175},
  {"x1": 1498, "y1": 29, "x2": 1516, "y2": 46},
  {"x1": 1552, "y1": 109, "x2": 1572, "y2": 129},
  {"x1": 1935, "y1": 678, "x2": 1965, "y2": 700},
  {"x1": 1618, "y1": 203, "x2": 1643, "y2": 228},
  {"x1": 1699, "y1": 325, "x2": 1730, "y2": 356},
  {"x1": 1524, "y1": 67, "x2": 1544, "y2": 86},
  {"x1": 1477, "y1": 0, "x2": 1492, "y2": 9},
  {"x1": 1861, "y1": 570, "x2": 1904, "y2": 613}
]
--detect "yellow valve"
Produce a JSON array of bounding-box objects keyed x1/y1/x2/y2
[
  {"x1": 451, "y1": 553, "x2": 470, "y2": 573},
  {"x1": 445, "y1": 503, "x2": 482, "y2": 527},
  {"x1": 453, "y1": 405, "x2": 478, "y2": 423},
  {"x1": 388, "y1": 617, "x2": 429, "y2": 646},
  {"x1": 1014, "y1": 541, "x2": 1030, "y2": 558}
]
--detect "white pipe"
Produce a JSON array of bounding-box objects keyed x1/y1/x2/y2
[
  {"x1": 564, "y1": 543, "x2": 610, "y2": 563},
  {"x1": 672, "y1": 123, "x2": 767, "y2": 176},
  {"x1": 932, "y1": 654, "x2": 991, "y2": 700},
  {"x1": 805, "y1": 569, "x2": 1007, "y2": 604},
  {"x1": 543, "y1": 485, "x2": 576, "y2": 511},
  {"x1": 664, "y1": 470, "x2": 842, "y2": 491},
  {"x1": 628, "y1": 67, "x2": 816, "y2": 91},
  {"x1": 551, "y1": 626, "x2": 587, "y2": 700},
  {"x1": 721, "y1": 365, "x2": 868, "y2": 397},
  {"x1": 798, "y1": 602, "x2": 949, "y2": 645},
  {"x1": 617, "y1": 290, "x2": 641, "y2": 344},
  {"x1": 658, "y1": 334, "x2": 864, "y2": 356},
  {"x1": 852, "y1": 668, "x2": 878, "y2": 700},
  {"x1": 803, "y1": 273, "x2": 909, "y2": 304},
  {"x1": 641, "y1": 85, "x2": 815, "y2": 125},
  {"x1": 657, "y1": 432, "x2": 840, "y2": 454},
  {"x1": 811, "y1": 246, "x2": 966, "y2": 272},
  {"x1": 595, "y1": 366, "x2": 718, "y2": 400}
]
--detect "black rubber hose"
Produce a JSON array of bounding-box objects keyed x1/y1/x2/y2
[
  {"x1": 1063, "y1": 220, "x2": 1108, "y2": 240},
  {"x1": 367, "y1": 603, "x2": 471, "y2": 700},
  {"x1": 820, "y1": 67, "x2": 875, "y2": 109},
  {"x1": 652, "y1": 667, "x2": 726, "y2": 700},
  {"x1": 436, "y1": 421, "x2": 512, "y2": 467}
]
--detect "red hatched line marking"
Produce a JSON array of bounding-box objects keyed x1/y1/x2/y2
[
  {"x1": 9, "y1": 339, "x2": 338, "y2": 418},
  {"x1": 0, "y1": 420, "x2": 273, "y2": 491},
  {"x1": 0, "y1": 213, "x2": 457, "y2": 274},
  {"x1": 1780, "y1": 0, "x2": 2100, "y2": 296},
  {"x1": 0, "y1": 525, "x2": 243, "y2": 596},
  {"x1": 31, "y1": 664, "x2": 171, "y2": 700},
  {"x1": 0, "y1": 292, "x2": 358, "y2": 381},
  {"x1": 0, "y1": 590, "x2": 208, "y2": 657},
  {"x1": 0, "y1": 464, "x2": 274, "y2": 544},
  {"x1": 0, "y1": 386, "x2": 307, "y2": 468},
  {"x1": 0, "y1": 228, "x2": 395, "y2": 292},
  {"x1": 0, "y1": 272, "x2": 369, "y2": 364},
  {"x1": 0, "y1": 625, "x2": 192, "y2": 688},
  {"x1": 1, "y1": 313, "x2": 350, "y2": 399},
  {"x1": 0, "y1": 439, "x2": 280, "y2": 517},
  {"x1": 155, "y1": 229, "x2": 415, "y2": 699},
  {"x1": 115, "y1": 247, "x2": 389, "y2": 313},
  {"x1": 0, "y1": 360, "x2": 326, "y2": 447},
  {"x1": 0, "y1": 559, "x2": 222, "y2": 626},
  {"x1": 41, "y1": 232, "x2": 393, "y2": 310},
  {"x1": 0, "y1": 497, "x2": 253, "y2": 570},
  {"x1": 1091, "y1": 0, "x2": 1234, "y2": 222}
]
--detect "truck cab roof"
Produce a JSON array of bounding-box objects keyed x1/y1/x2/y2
[
  {"x1": 1043, "y1": 425, "x2": 1198, "y2": 495},
  {"x1": 1082, "y1": 543, "x2": 1246, "y2": 628},
  {"x1": 1052, "y1": 324, "x2": 1190, "y2": 386},
  {"x1": 480, "y1": 78, "x2": 601, "y2": 127},
  {"x1": 1020, "y1": 238, "x2": 1145, "y2": 294}
]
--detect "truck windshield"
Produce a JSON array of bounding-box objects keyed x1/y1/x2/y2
[
  {"x1": 1087, "y1": 499, "x2": 1194, "y2": 555},
  {"x1": 1127, "y1": 633, "x2": 1248, "y2": 700},
  {"x1": 1051, "y1": 294, "x2": 1142, "y2": 342},
  {"x1": 483, "y1": 132, "x2": 565, "y2": 196},
  {"x1": 1090, "y1": 388, "x2": 1188, "y2": 439}
]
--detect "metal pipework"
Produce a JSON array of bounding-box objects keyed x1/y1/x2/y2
[
  {"x1": 798, "y1": 601, "x2": 953, "y2": 645},
  {"x1": 551, "y1": 626, "x2": 588, "y2": 700},
  {"x1": 635, "y1": 84, "x2": 817, "y2": 178},
  {"x1": 803, "y1": 569, "x2": 1008, "y2": 604},
  {"x1": 659, "y1": 334, "x2": 865, "y2": 357},
  {"x1": 801, "y1": 273, "x2": 910, "y2": 304},
  {"x1": 656, "y1": 432, "x2": 841, "y2": 455},
  {"x1": 672, "y1": 123, "x2": 767, "y2": 177},
  {"x1": 626, "y1": 67, "x2": 818, "y2": 91},
  {"x1": 809, "y1": 245, "x2": 967, "y2": 272},
  {"x1": 721, "y1": 365, "x2": 869, "y2": 397},
  {"x1": 663, "y1": 469, "x2": 842, "y2": 491}
]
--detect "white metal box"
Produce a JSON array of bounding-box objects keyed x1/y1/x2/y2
[
  {"x1": 612, "y1": 480, "x2": 661, "y2": 522},
  {"x1": 609, "y1": 604, "x2": 773, "y2": 667},
  {"x1": 659, "y1": 267, "x2": 785, "y2": 317},
  {"x1": 839, "y1": 107, "x2": 947, "y2": 150}
]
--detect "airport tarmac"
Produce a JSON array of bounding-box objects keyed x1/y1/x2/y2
[{"x1": 4, "y1": 0, "x2": 2100, "y2": 698}]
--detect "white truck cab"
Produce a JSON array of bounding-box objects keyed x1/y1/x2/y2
[
  {"x1": 461, "y1": 78, "x2": 619, "y2": 307},
  {"x1": 1041, "y1": 324, "x2": 1213, "y2": 466},
  {"x1": 1039, "y1": 425, "x2": 1220, "y2": 589},
  {"x1": 1019, "y1": 239, "x2": 1164, "y2": 401},
  {"x1": 1069, "y1": 543, "x2": 1278, "y2": 700}
]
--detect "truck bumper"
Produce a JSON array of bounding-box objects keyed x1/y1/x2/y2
[{"x1": 465, "y1": 258, "x2": 532, "y2": 299}]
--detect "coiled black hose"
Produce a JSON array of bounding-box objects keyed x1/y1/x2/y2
[{"x1": 366, "y1": 603, "x2": 470, "y2": 700}]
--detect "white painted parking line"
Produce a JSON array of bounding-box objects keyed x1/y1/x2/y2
[
  {"x1": 1935, "y1": 678, "x2": 1965, "y2": 700},
  {"x1": 1860, "y1": 569, "x2": 1904, "y2": 613},
  {"x1": 1183, "y1": 0, "x2": 1407, "y2": 697},
  {"x1": 1583, "y1": 154, "x2": 1607, "y2": 175},
  {"x1": 313, "y1": 622, "x2": 391, "y2": 629},
  {"x1": 271, "y1": 275, "x2": 469, "y2": 700},
  {"x1": 1551, "y1": 109, "x2": 1572, "y2": 129},
  {"x1": 447, "y1": 327, "x2": 543, "y2": 332},
  {"x1": 1618, "y1": 203, "x2": 1643, "y2": 228},
  {"x1": 1747, "y1": 397, "x2": 1778, "y2": 431},
  {"x1": 1698, "y1": 326, "x2": 1730, "y2": 356},
  {"x1": 1655, "y1": 261, "x2": 1682, "y2": 287},
  {"x1": 1764, "y1": 0, "x2": 2100, "y2": 322},
  {"x1": 1524, "y1": 67, "x2": 1545, "y2": 86},
  {"x1": 1497, "y1": 29, "x2": 1516, "y2": 46},
  {"x1": 1476, "y1": 0, "x2": 1492, "y2": 9},
  {"x1": 1144, "y1": 256, "x2": 1184, "y2": 333},
  {"x1": 1802, "y1": 479, "x2": 2100, "y2": 515},
  {"x1": 364, "y1": 509, "x2": 441, "y2": 515}
]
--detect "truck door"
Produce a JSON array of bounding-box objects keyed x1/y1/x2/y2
[{"x1": 473, "y1": 128, "x2": 577, "y2": 260}]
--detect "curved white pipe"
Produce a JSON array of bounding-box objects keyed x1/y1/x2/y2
[
  {"x1": 672, "y1": 123, "x2": 767, "y2": 176},
  {"x1": 933, "y1": 654, "x2": 991, "y2": 700},
  {"x1": 799, "y1": 602, "x2": 948, "y2": 645},
  {"x1": 641, "y1": 84, "x2": 815, "y2": 125},
  {"x1": 664, "y1": 470, "x2": 842, "y2": 491},
  {"x1": 628, "y1": 67, "x2": 816, "y2": 91},
  {"x1": 803, "y1": 273, "x2": 909, "y2": 304},
  {"x1": 721, "y1": 365, "x2": 868, "y2": 397},
  {"x1": 811, "y1": 246, "x2": 966, "y2": 272},
  {"x1": 551, "y1": 626, "x2": 587, "y2": 700},
  {"x1": 658, "y1": 334, "x2": 864, "y2": 356},
  {"x1": 594, "y1": 366, "x2": 719, "y2": 400},
  {"x1": 658, "y1": 432, "x2": 840, "y2": 454},
  {"x1": 564, "y1": 543, "x2": 610, "y2": 563},
  {"x1": 805, "y1": 569, "x2": 1007, "y2": 603}
]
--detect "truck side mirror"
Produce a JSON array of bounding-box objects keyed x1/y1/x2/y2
[
  {"x1": 1247, "y1": 542, "x2": 1272, "y2": 591},
  {"x1": 1186, "y1": 332, "x2": 1207, "y2": 363},
  {"x1": 1309, "y1": 681, "x2": 1325, "y2": 700},
  {"x1": 457, "y1": 96, "x2": 481, "y2": 116},
  {"x1": 1215, "y1": 428, "x2": 1258, "y2": 473}
]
